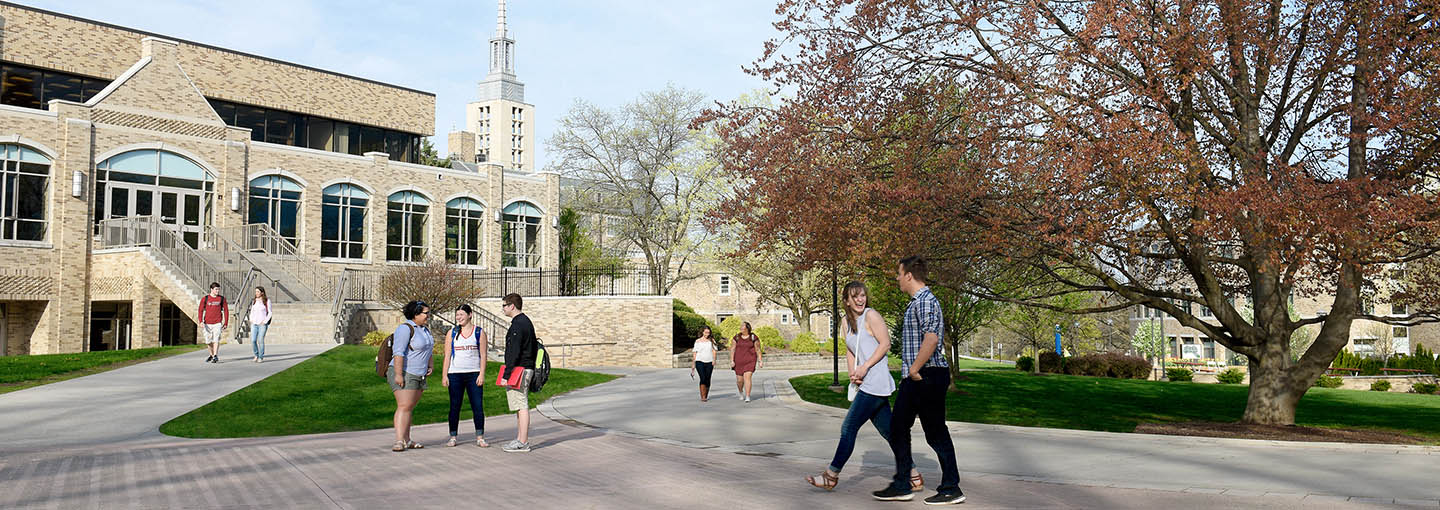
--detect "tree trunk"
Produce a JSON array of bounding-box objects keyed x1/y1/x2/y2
[{"x1": 1241, "y1": 339, "x2": 1308, "y2": 425}]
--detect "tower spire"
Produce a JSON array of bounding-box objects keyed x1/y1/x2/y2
[
  {"x1": 496, "y1": 0, "x2": 508, "y2": 38},
  {"x1": 489, "y1": 0, "x2": 516, "y2": 77}
]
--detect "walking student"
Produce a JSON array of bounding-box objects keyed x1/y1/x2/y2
[
  {"x1": 872, "y1": 256, "x2": 964, "y2": 505},
  {"x1": 389, "y1": 300, "x2": 434, "y2": 452},
  {"x1": 730, "y1": 322, "x2": 762, "y2": 401},
  {"x1": 443, "y1": 304, "x2": 489, "y2": 448},
  {"x1": 807, "y1": 281, "x2": 923, "y2": 493},
  {"x1": 499, "y1": 293, "x2": 539, "y2": 453},
  {"x1": 197, "y1": 282, "x2": 228, "y2": 363},
  {"x1": 248, "y1": 287, "x2": 272, "y2": 363},
  {"x1": 690, "y1": 326, "x2": 716, "y2": 402}
]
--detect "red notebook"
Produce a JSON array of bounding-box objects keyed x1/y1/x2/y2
[{"x1": 495, "y1": 365, "x2": 524, "y2": 388}]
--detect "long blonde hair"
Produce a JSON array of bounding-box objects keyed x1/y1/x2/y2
[{"x1": 843, "y1": 281, "x2": 867, "y2": 335}]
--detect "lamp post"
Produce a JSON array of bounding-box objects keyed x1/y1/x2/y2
[{"x1": 831, "y1": 263, "x2": 841, "y2": 387}]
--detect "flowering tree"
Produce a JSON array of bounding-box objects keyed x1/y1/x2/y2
[{"x1": 707, "y1": 0, "x2": 1440, "y2": 424}]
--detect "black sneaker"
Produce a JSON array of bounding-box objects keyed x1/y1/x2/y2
[
  {"x1": 924, "y1": 490, "x2": 966, "y2": 505},
  {"x1": 205, "y1": 355, "x2": 215, "y2": 363},
  {"x1": 872, "y1": 486, "x2": 914, "y2": 501}
]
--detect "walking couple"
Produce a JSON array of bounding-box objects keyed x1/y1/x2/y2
[{"x1": 806, "y1": 256, "x2": 966, "y2": 505}]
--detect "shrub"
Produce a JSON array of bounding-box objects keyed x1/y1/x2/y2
[
  {"x1": 1063, "y1": 355, "x2": 1099, "y2": 376},
  {"x1": 1371, "y1": 379, "x2": 1392, "y2": 392},
  {"x1": 362, "y1": 330, "x2": 387, "y2": 346},
  {"x1": 816, "y1": 336, "x2": 848, "y2": 355},
  {"x1": 673, "y1": 310, "x2": 712, "y2": 351},
  {"x1": 1216, "y1": 368, "x2": 1246, "y2": 384},
  {"x1": 1016, "y1": 356, "x2": 1035, "y2": 372},
  {"x1": 1166, "y1": 368, "x2": 1193, "y2": 382},
  {"x1": 755, "y1": 326, "x2": 787, "y2": 351},
  {"x1": 673, "y1": 299, "x2": 695, "y2": 314},
  {"x1": 717, "y1": 316, "x2": 744, "y2": 346},
  {"x1": 1105, "y1": 353, "x2": 1152, "y2": 379},
  {"x1": 790, "y1": 332, "x2": 822, "y2": 354},
  {"x1": 1038, "y1": 351, "x2": 1065, "y2": 373},
  {"x1": 1314, "y1": 375, "x2": 1344, "y2": 388},
  {"x1": 1410, "y1": 382, "x2": 1438, "y2": 395}
]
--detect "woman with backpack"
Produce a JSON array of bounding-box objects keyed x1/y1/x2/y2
[
  {"x1": 442, "y1": 304, "x2": 490, "y2": 448},
  {"x1": 248, "y1": 286, "x2": 272, "y2": 363},
  {"x1": 389, "y1": 300, "x2": 434, "y2": 452}
]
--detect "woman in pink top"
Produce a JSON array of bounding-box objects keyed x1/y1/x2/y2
[{"x1": 248, "y1": 287, "x2": 272, "y2": 363}]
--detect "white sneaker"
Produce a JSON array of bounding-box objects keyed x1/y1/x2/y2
[
  {"x1": 502, "y1": 441, "x2": 531, "y2": 453},
  {"x1": 744, "y1": 395, "x2": 751, "y2": 402}
]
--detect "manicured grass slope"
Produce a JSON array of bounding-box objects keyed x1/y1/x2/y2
[
  {"x1": 0, "y1": 345, "x2": 203, "y2": 394},
  {"x1": 161, "y1": 345, "x2": 617, "y2": 438},
  {"x1": 791, "y1": 370, "x2": 1440, "y2": 441}
]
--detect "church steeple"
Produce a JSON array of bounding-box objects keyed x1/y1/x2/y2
[{"x1": 489, "y1": 0, "x2": 516, "y2": 78}]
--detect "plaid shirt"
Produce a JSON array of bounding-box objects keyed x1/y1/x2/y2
[{"x1": 900, "y1": 286, "x2": 948, "y2": 375}]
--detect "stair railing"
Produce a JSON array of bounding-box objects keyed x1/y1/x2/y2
[{"x1": 231, "y1": 267, "x2": 260, "y2": 344}]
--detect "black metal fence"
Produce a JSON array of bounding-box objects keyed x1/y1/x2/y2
[{"x1": 340, "y1": 266, "x2": 661, "y2": 302}]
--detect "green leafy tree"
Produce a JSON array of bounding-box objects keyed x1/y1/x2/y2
[
  {"x1": 557, "y1": 207, "x2": 626, "y2": 295},
  {"x1": 418, "y1": 138, "x2": 450, "y2": 168}
]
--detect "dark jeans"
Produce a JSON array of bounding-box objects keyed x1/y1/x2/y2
[
  {"x1": 695, "y1": 361, "x2": 714, "y2": 386},
  {"x1": 829, "y1": 390, "x2": 892, "y2": 473},
  {"x1": 447, "y1": 372, "x2": 484, "y2": 436},
  {"x1": 888, "y1": 366, "x2": 959, "y2": 493}
]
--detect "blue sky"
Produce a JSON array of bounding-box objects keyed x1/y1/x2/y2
[{"x1": 22, "y1": 0, "x2": 780, "y2": 169}]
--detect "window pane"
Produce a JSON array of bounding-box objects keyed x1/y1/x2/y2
[
  {"x1": 82, "y1": 78, "x2": 108, "y2": 102},
  {"x1": 321, "y1": 205, "x2": 339, "y2": 240},
  {"x1": 15, "y1": 219, "x2": 44, "y2": 241},
  {"x1": 42, "y1": 72, "x2": 85, "y2": 103},
  {"x1": 104, "y1": 151, "x2": 159, "y2": 174},
  {"x1": 159, "y1": 151, "x2": 207, "y2": 180},
  {"x1": 110, "y1": 187, "x2": 129, "y2": 217},
  {"x1": 347, "y1": 207, "x2": 365, "y2": 243},
  {"x1": 308, "y1": 118, "x2": 334, "y2": 151},
  {"x1": 184, "y1": 194, "x2": 200, "y2": 226},
  {"x1": 135, "y1": 190, "x2": 153, "y2": 217},
  {"x1": 265, "y1": 110, "x2": 297, "y2": 145},
  {"x1": 236, "y1": 105, "x2": 267, "y2": 142},
  {"x1": 360, "y1": 126, "x2": 384, "y2": 154},
  {"x1": 322, "y1": 240, "x2": 338, "y2": 258},
  {"x1": 249, "y1": 197, "x2": 269, "y2": 224},
  {"x1": 160, "y1": 193, "x2": 177, "y2": 224},
  {"x1": 1, "y1": 65, "x2": 43, "y2": 109},
  {"x1": 16, "y1": 175, "x2": 46, "y2": 219},
  {"x1": 278, "y1": 200, "x2": 299, "y2": 240}
]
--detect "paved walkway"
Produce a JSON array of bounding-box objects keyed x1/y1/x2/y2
[
  {"x1": 0, "y1": 345, "x2": 335, "y2": 452},
  {"x1": 0, "y1": 357, "x2": 1433, "y2": 508}
]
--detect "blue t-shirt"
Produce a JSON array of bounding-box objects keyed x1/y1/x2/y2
[{"x1": 393, "y1": 320, "x2": 434, "y2": 376}]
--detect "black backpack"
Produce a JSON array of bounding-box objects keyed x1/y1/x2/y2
[{"x1": 529, "y1": 340, "x2": 551, "y2": 392}]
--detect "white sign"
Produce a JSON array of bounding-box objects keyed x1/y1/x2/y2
[{"x1": 1181, "y1": 344, "x2": 1202, "y2": 359}]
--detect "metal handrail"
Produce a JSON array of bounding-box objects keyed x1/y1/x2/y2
[
  {"x1": 97, "y1": 216, "x2": 222, "y2": 297},
  {"x1": 212, "y1": 223, "x2": 333, "y2": 300},
  {"x1": 232, "y1": 268, "x2": 259, "y2": 344},
  {"x1": 331, "y1": 270, "x2": 350, "y2": 344}
]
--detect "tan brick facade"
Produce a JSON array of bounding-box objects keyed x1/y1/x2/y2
[{"x1": 670, "y1": 269, "x2": 836, "y2": 341}]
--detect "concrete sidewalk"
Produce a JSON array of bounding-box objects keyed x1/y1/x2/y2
[
  {"x1": 0, "y1": 344, "x2": 335, "y2": 452},
  {"x1": 542, "y1": 368, "x2": 1440, "y2": 505}
]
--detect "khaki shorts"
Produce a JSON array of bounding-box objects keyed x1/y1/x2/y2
[
  {"x1": 387, "y1": 366, "x2": 428, "y2": 392},
  {"x1": 203, "y1": 323, "x2": 225, "y2": 345},
  {"x1": 506, "y1": 369, "x2": 533, "y2": 411}
]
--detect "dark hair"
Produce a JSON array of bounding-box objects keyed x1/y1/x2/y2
[
  {"x1": 503, "y1": 293, "x2": 523, "y2": 311},
  {"x1": 209, "y1": 282, "x2": 221, "y2": 290},
  {"x1": 699, "y1": 325, "x2": 712, "y2": 339},
  {"x1": 742, "y1": 321, "x2": 753, "y2": 336},
  {"x1": 899, "y1": 256, "x2": 928, "y2": 284},
  {"x1": 455, "y1": 303, "x2": 473, "y2": 315},
  {"x1": 402, "y1": 300, "x2": 428, "y2": 320},
  {"x1": 254, "y1": 286, "x2": 268, "y2": 308}
]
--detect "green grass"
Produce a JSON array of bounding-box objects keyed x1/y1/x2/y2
[
  {"x1": 886, "y1": 356, "x2": 1014, "y2": 370},
  {"x1": 160, "y1": 345, "x2": 617, "y2": 438},
  {"x1": 791, "y1": 370, "x2": 1440, "y2": 443},
  {"x1": 0, "y1": 345, "x2": 204, "y2": 394}
]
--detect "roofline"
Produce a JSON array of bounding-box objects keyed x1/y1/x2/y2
[{"x1": 0, "y1": 1, "x2": 436, "y2": 98}]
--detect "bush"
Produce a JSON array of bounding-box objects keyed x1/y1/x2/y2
[
  {"x1": 755, "y1": 326, "x2": 787, "y2": 351},
  {"x1": 1108, "y1": 354, "x2": 1152, "y2": 379},
  {"x1": 673, "y1": 298, "x2": 695, "y2": 314},
  {"x1": 717, "y1": 316, "x2": 744, "y2": 346},
  {"x1": 1410, "y1": 382, "x2": 1438, "y2": 395},
  {"x1": 1371, "y1": 379, "x2": 1392, "y2": 392},
  {"x1": 1216, "y1": 368, "x2": 1246, "y2": 384},
  {"x1": 1038, "y1": 351, "x2": 1065, "y2": 373},
  {"x1": 1166, "y1": 368, "x2": 1193, "y2": 382},
  {"x1": 1016, "y1": 356, "x2": 1035, "y2": 372},
  {"x1": 673, "y1": 310, "x2": 712, "y2": 351},
  {"x1": 1314, "y1": 375, "x2": 1343, "y2": 388},
  {"x1": 362, "y1": 330, "x2": 387, "y2": 346},
  {"x1": 816, "y1": 336, "x2": 847, "y2": 355},
  {"x1": 790, "y1": 332, "x2": 822, "y2": 354}
]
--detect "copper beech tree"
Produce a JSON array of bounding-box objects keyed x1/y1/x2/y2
[{"x1": 707, "y1": 0, "x2": 1440, "y2": 424}]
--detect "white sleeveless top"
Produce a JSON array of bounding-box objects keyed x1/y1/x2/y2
[
  {"x1": 448, "y1": 326, "x2": 483, "y2": 374},
  {"x1": 693, "y1": 339, "x2": 715, "y2": 363},
  {"x1": 846, "y1": 308, "x2": 895, "y2": 397}
]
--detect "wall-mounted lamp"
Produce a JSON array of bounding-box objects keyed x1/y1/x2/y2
[
  {"x1": 71, "y1": 170, "x2": 84, "y2": 198},
  {"x1": 230, "y1": 187, "x2": 242, "y2": 212},
  {"x1": 495, "y1": 211, "x2": 503, "y2": 223},
  {"x1": 551, "y1": 216, "x2": 558, "y2": 228}
]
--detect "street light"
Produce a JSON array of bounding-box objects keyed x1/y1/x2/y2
[{"x1": 831, "y1": 263, "x2": 841, "y2": 387}]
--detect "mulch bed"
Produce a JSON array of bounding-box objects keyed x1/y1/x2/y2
[{"x1": 1133, "y1": 421, "x2": 1428, "y2": 445}]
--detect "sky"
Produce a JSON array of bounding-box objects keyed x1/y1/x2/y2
[{"x1": 22, "y1": 0, "x2": 782, "y2": 170}]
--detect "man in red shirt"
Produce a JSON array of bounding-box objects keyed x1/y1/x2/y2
[{"x1": 197, "y1": 282, "x2": 229, "y2": 363}]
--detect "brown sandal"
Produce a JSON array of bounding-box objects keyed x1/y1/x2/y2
[
  {"x1": 805, "y1": 470, "x2": 839, "y2": 491},
  {"x1": 911, "y1": 471, "x2": 925, "y2": 492}
]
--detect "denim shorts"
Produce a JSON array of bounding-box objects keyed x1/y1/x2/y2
[{"x1": 387, "y1": 366, "x2": 428, "y2": 392}]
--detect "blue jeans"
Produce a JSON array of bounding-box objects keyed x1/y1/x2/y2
[
  {"x1": 447, "y1": 372, "x2": 485, "y2": 437},
  {"x1": 888, "y1": 367, "x2": 960, "y2": 493},
  {"x1": 828, "y1": 390, "x2": 893, "y2": 473},
  {"x1": 249, "y1": 323, "x2": 268, "y2": 359}
]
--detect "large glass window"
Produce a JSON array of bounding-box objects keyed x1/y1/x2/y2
[
  {"x1": 206, "y1": 98, "x2": 420, "y2": 163},
  {"x1": 1, "y1": 62, "x2": 109, "y2": 110},
  {"x1": 94, "y1": 149, "x2": 214, "y2": 248},
  {"x1": 248, "y1": 175, "x2": 303, "y2": 246},
  {"x1": 321, "y1": 183, "x2": 368, "y2": 259},
  {"x1": 501, "y1": 201, "x2": 541, "y2": 268},
  {"x1": 445, "y1": 197, "x2": 484, "y2": 266},
  {"x1": 387, "y1": 191, "x2": 428, "y2": 262},
  {"x1": 0, "y1": 144, "x2": 51, "y2": 242}
]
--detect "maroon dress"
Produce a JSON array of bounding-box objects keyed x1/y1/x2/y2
[{"x1": 732, "y1": 334, "x2": 758, "y2": 374}]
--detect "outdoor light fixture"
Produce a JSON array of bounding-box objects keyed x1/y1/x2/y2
[
  {"x1": 495, "y1": 211, "x2": 503, "y2": 222},
  {"x1": 552, "y1": 216, "x2": 558, "y2": 228},
  {"x1": 230, "y1": 187, "x2": 241, "y2": 211},
  {"x1": 71, "y1": 170, "x2": 84, "y2": 198}
]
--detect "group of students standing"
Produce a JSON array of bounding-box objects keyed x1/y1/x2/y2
[
  {"x1": 195, "y1": 283, "x2": 274, "y2": 364},
  {"x1": 385, "y1": 293, "x2": 541, "y2": 454}
]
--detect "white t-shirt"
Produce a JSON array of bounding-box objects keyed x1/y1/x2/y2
[
  {"x1": 693, "y1": 339, "x2": 716, "y2": 363},
  {"x1": 448, "y1": 326, "x2": 483, "y2": 374}
]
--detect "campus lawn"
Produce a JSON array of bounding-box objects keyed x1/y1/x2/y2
[
  {"x1": 790, "y1": 370, "x2": 1440, "y2": 443},
  {"x1": 160, "y1": 345, "x2": 618, "y2": 438},
  {"x1": 0, "y1": 345, "x2": 204, "y2": 394},
  {"x1": 886, "y1": 356, "x2": 1013, "y2": 371}
]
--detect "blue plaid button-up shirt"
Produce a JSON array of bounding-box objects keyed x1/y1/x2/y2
[{"x1": 901, "y1": 286, "x2": 948, "y2": 375}]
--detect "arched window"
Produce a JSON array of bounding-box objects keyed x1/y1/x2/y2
[
  {"x1": 248, "y1": 175, "x2": 303, "y2": 246},
  {"x1": 501, "y1": 201, "x2": 541, "y2": 268},
  {"x1": 321, "y1": 183, "x2": 368, "y2": 259},
  {"x1": 387, "y1": 191, "x2": 428, "y2": 262},
  {"x1": 445, "y1": 197, "x2": 484, "y2": 266},
  {"x1": 94, "y1": 149, "x2": 214, "y2": 248},
  {"x1": 0, "y1": 144, "x2": 51, "y2": 242}
]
